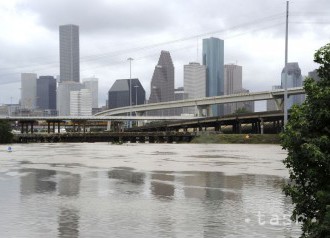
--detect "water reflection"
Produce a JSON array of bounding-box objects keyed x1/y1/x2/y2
[
  {"x1": 57, "y1": 172, "x2": 80, "y2": 197},
  {"x1": 151, "y1": 172, "x2": 175, "y2": 198},
  {"x1": 18, "y1": 169, "x2": 81, "y2": 238},
  {"x1": 0, "y1": 160, "x2": 300, "y2": 237},
  {"x1": 20, "y1": 168, "x2": 56, "y2": 195},
  {"x1": 58, "y1": 207, "x2": 79, "y2": 238},
  {"x1": 108, "y1": 167, "x2": 145, "y2": 185}
]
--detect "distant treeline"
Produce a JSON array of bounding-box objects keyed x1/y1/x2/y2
[{"x1": 0, "y1": 120, "x2": 13, "y2": 144}]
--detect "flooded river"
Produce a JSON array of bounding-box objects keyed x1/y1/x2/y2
[{"x1": 0, "y1": 143, "x2": 301, "y2": 237}]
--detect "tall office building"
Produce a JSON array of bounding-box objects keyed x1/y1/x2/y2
[
  {"x1": 83, "y1": 77, "x2": 98, "y2": 108},
  {"x1": 223, "y1": 64, "x2": 254, "y2": 114},
  {"x1": 149, "y1": 51, "x2": 175, "y2": 116},
  {"x1": 281, "y1": 62, "x2": 304, "y2": 108},
  {"x1": 108, "y1": 78, "x2": 145, "y2": 109},
  {"x1": 267, "y1": 85, "x2": 282, "y2": 111},
  {"x1": 203, "y1": 37, "x2": 224, "y2": 116},
  {"x1": 36, "y1": 76, "x2": 57, "y2": 111},
  {"x1": 183, "y1": 62, "x2": 206, "y2": 114},
  {"x1": 308, "y1": 69, "x2": 320, "y2": 82},
  {"x1": 21, "y1": 73, "x2": 38, "y2": 109},
  {"x1": 224, "y1": 64, "x2": 242, "y2": 95},
  {"x1": 70, "y1": 89, "x2": 92, "y2": 116},
  {"x1": 57, "y1": 82, "x2": 83, "y2": 116},
  {"x1": 59, "y1": 24, "x2": 80, "y2": 83},
  {"x1": 174, "y1": 87, "x2": 188, "y2": 115}
]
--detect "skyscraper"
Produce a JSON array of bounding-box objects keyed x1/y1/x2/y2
[
  {"x1": 267, "y1": 85, "x2": 282, "y2": 111},
  {"x1": 59, "y1": 24, "x2": 80, "y2": 83},
  {"x1": 70, "y1": 89, "x2": 92, "y2": 116},
  {"x1": 183, "y1": 62, "x2": 206, "y2": 114},
  {"x1": 308, "y1": 69, "x2": 320, "y2": 82},
  {"x1": 149, "y1": 51, "x2": 175, "y2": 116},
  {"x1": 57, "y1": 82, "x2": 83, "y2": 116},
  {"x1": 281, "y1": 62, "x2": 304, "y2": 108},
  {"x1": 203, "y1": 37, "x2": 224, "y2": 116},
  {"x1": 36, "y1": 76, "x2": 57, "y2": 111},
  {"x1": 108, "y1": 78, "x2": 145, "y2": 109},
  {"x1": 21, "y1": 73, "x2": 38, "y2": 109},
  {"x1": 83, "y1": 77, "x2": 99, "y2": 108},
  {"x1": 224, "y1": 64, "x2": 242, "y2": 95},
  {"x1": 223, "y1": 64, "x2": 254, "y2": 115}
]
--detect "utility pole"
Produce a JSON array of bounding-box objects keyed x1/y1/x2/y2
[
  {"x1": 127, "y1": 57, "x2": 134, "y2": 128},
  {"x1": 284, "y1": 1, "x2": 289, "y2": 126}
]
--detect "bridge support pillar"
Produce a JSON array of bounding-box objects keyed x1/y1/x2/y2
[
  {"x1": 52, "y1": 122, "x2": 55, "y2": 133},
  {"x1": 260, "y1": 118, "x2": 264, "y2": 134},
  {"x1": 107, "y1": 121, "x2": 111, "y2": 131},
  {"x1": 21, "y1": 122, "x2": 24, "y2": 134},
  {"x1": 25, "y1": 123, "x2": 29, "y2": 134},
  {"x1": 196, "y1": 106, "x2": 212, "y2": 117},
  {"x1": 48, "y1": 122, "x2": 50, "y2": 134},
  {"x1": 58, "y1": 122, "x2": 60, "y2": 133},
  {"x1": 135, "y1": 111, "x2": 145, "y2": 127},
  {"x1": 31, "y1": 123, "x2": 34, "y2": 134},
  {"x1": 275, "y1": 98, "x2": 284, "y2": 111}
]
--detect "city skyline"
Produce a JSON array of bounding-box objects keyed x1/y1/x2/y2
[{"x1": 0, "y1": 0, "x2": 329, "y2": 111}]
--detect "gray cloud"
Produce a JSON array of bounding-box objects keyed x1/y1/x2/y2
[
  {"x1": 17, "y1": 0, "x2": 175, "y2": 34},
  {"x1": 1, "y1": 0, "x2": 329, "y2": 107}
]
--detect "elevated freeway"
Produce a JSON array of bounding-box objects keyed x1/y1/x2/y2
[{"x1": 96, "y1": 87, "x2": 305, "y2": 116}]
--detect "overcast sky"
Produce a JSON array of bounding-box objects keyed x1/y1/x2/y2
[{"x1": 0, "y1": 0, "x2": 329, "y2": 110}]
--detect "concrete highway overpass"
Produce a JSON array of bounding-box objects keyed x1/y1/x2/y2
[{"x1": 96, "y1": 87, "x2": 305, "y2": 116}]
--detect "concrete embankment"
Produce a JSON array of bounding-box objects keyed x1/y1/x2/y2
[{"x1": 190, "y1": 133, "x2": 281, "y2": 144}]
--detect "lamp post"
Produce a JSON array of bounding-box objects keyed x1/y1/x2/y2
[
  {"x1": 134, "y1": 85, "x2": 139, "y2": 127},
  {"x1": 134, "y1": 85, "x2": 139, "y2": 106},
  {"x1": 284, "y1": 1, "x2": 289, "y2": 126},
  {"x1": 127, "y1": 57, "x2": 134, "y2": 128}
]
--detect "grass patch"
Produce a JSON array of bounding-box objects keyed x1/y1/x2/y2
[{"x1": 190, "y1": 133, "x2": 280, "y2": 144}]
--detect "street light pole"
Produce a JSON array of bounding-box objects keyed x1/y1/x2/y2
[
  {"x1": 284, "y1": 1, "x2": 289, "y2": 126},
  {"x1": 134, "y1": 85, "x2": 139, "y2": 106},
  {"x1": 127, "y1": 57, "x2": 134, "y2": 128}
]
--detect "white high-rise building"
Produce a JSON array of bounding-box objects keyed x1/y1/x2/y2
[
  {"x1": 70, "y1": 89, "x2": 92, "y2": 116},
  {"x1": 21, "y1": 73, "x2": 38, "y2": 109},
  {"x1": 57, "y1": 82, "x2": 83, "y2": 116},
  {"x1": 183, "y1": 62, "x2": 206, "y2": 114},
  {"x1": 82, "y1": 77, "x2": 98, "y2": 108}
]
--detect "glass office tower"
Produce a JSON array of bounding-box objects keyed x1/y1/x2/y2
[{"x1": 203, "y1": 37, "x2": 224, "y2": 116}]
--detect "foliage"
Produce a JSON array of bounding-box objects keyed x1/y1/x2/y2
[
  {"x1": 235, "y1": 107, "x2": 251, "y2": 114},
  {"x1": 191, "y1": 134, "x2": 280, "y2": 144},
  {"x1": 281, "y1": 43, "x2": 330, "y2": 237},
  {"x1": 0, "y1": 120, "x2": 13, "y2": 144}
]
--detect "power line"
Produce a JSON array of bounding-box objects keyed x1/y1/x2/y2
[{"x1": 0, "y1": 12, "x2": 285, "y2": 76}]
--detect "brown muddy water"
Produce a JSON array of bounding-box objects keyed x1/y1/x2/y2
[{"x1": 0, "y1": 143, "x2": 301, "y2": 237}]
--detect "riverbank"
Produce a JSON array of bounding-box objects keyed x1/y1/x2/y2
[{"x1": 190, "y1": 133, "x2": 281, "y2": 144}]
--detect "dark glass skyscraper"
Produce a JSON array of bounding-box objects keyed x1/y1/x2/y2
[
  {"x1": 36, "y1": 76, "x2": 57, "y2": 110},
  {"x1": 203, "y1": 37, "x2": 224, "y2": 116},
  {"x1": 108, "y1": 78, "x2": 145, "y2": 109},
  {"x1": 59, "y1": 24, "x2": 80, "y2": 83}
]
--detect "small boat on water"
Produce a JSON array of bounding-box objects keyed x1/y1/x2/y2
[{"x1": 7, "y1": 146, "x2": 12, "y2": 152}]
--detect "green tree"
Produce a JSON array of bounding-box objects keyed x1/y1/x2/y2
[
  {"x1": 0, "y1": 120, "x2": 13, "y2": 144},
  {"x1": 281, "y1": 43, "x2": 330, "y2": 237},
  {"x1": 235, "y1": 107, "x2": 251, "y2": 114}
]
